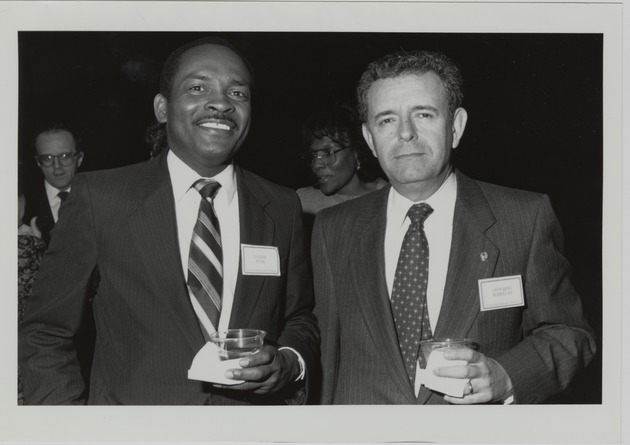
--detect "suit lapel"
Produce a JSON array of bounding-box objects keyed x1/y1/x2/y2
[
  {"x1": 36, "y1": 184, "x2": 55, "y2": 241},
  {"x1": 127, "y1": 153, "x2": 204, "y2": 352},
  {"x1": 349, "y1": 186, "x2": 417, "y2": 403},
  {"x1": 415, "y1": 172, "x2": 499, "y2": 405},
  {"x1": 434, "y1": 171, "x2": 499, "y2": 340},
  {"x1": 229, "y1": 168, "x2": 274, "y2": 329}
]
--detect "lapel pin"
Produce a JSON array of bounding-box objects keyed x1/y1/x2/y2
[{"x1": 480, "y1": 252, "x2": 488, "y2": 262}]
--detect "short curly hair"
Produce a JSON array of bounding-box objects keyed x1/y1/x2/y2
[
  {"x1": 159, "y1": 36, "x2": 255, "y2": 100},
  {"x1": 148, "y1": 36, "x2": 254, "y2": 157},
  {"x1": 302, "y1": 103, "x2": 382, "y2": 182},
  {"x1": 356, "y1": 50, "x2": 463, "y2": 122}
]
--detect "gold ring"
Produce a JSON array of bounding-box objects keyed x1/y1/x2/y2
[{"x1": 466, "y1": 380, "x2": 474, "y2": 395}]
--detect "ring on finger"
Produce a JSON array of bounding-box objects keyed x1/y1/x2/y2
[{"x1": 466, "y1": 379, "x2": 474, "y2": 396}]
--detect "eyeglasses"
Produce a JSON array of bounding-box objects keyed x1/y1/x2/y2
[
  {"x1": 301, "y1": 146, "x2": 349, "y2": 165},
  {"x1": 35, "y1": 153, "x2": 80, "y2": 168}
]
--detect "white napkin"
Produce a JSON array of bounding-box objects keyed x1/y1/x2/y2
[
  {"x1": 187, "y1": 342, "x2": 245, "y2": 385},
  {"x1": 422, "y1": 349, "x2": 468, "y2": 397}
]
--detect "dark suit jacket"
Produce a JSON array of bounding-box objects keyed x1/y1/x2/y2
[
  {"x1": 20, "y1": 152, "x2": 319, "y2": 405},
  {"x1": 312, "y1": 170, "x2": 596, "y2": 404},
  {"x1": 27, "y1": 182, "x2": 55, "y2": 245}
]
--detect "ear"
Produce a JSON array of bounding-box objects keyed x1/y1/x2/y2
[
  {"x1": 154, "y1": 94, "x2": 168, "y2": 123},
  {"x1": 76, "y1": 151, "x2": 84, "y2": 168},
  {"x1": 451, "y1": 107, "x2": 468, "y2": 149},
  {"x1": 362, "y1": 123, "x2": 378, "y2": 158}
]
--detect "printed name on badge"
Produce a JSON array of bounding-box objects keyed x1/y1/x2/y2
[
  {"x1": 241, "y1": 244, "x2": 281, "y2": 276},
  {"x1": 478, "y1": 275, "x2": 524, "y2": 311}
]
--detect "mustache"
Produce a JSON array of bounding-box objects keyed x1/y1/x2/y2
[{"x1": 196, "y1": 113, "x2": 237, "y2": 126}]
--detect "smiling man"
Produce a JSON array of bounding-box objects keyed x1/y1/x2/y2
[
  {"x1": 312, "y1": 50, "x2": 595, "y2": 405},
  {"x1": 20, "y1": 37, "x2": 319, "y2": 405}
]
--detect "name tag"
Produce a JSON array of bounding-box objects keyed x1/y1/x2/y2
[
  {"x1": 478, "y1": 275, "x2": 524, "y2": 311},
  {"x1": 241, "y1": 244, "x2": 281, "y2": 276}
]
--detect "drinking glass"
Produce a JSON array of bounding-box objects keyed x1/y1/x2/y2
[{"x1": 209, "y1": 329, "x2": 266, "y2": 360}]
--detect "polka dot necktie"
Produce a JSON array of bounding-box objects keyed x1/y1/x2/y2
[
  {"x1": 187, "y1": 179, "x2": 222, "y2": 340},
  {"x1": 391, "y1": 202, "x2": 434, "y2": 386}
]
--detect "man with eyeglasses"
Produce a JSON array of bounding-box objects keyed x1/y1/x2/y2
[{"x1": 30, "y1": 125, "x2": 84, "y2": 244}]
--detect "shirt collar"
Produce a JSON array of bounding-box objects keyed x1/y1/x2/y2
[
  {"x1": 167, "y1": 149, "x2": 237, "y2": 204},
  {"x1": 389, "y1": 168, "x2": 457, "y2": 228},
  {"x1": 45, "y1": 180, "x2": 70, "y2": 202}
]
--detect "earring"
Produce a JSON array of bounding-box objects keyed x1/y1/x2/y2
[{"x1": 356, "y1": 160, "x2": 362, "y2": 171}]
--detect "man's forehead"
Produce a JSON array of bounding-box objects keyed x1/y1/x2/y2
[
  {"x1": 367, "y1": 73, "x2": 448, "y2": 108},
  {"x1": 176, "y1": 44, "x2": 252, "y2": 83},
  {"x1": 36, "y1": 130, "x2": 76, "y2": 152}
]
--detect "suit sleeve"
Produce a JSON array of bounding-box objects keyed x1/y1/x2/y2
[
  {"x1": 19, "y1": 174, "x2": 97, "y2": 404},
  {"x1": 493, "y1": 195, "x2": 597, "y2": 404},
  {"x1": 275, "y1": 193, "x2": 320, "y2": 402},
  {"x1": 311, "y1": 213, "x2": 339, "y2": 404}
]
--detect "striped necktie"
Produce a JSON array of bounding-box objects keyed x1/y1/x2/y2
[
  {"x1": 391, "y1": 202, "x2": 434, "y2": 387},
  {"x1": 187, "y1": 179, "x2": 223, "y2": 339}
]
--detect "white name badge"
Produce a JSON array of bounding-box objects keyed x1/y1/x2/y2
[
  {"x1": 241, "y1": 244, "x2": 281, "y2": 276},
  {"x1": 478, "y1": 275, "x2": 524, "y2": 311}
]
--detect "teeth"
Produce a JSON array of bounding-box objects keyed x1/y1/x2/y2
[{"x1": 200, "y1": 122, "x2": 231, "y2": 130}]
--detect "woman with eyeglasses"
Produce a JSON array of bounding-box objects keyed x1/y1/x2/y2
[{"x1": 297, "y1": 103, "x2": 387, "y2": 219}]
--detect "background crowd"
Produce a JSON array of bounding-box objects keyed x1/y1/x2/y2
[{"x1": 17, "y1": 32, "x2": 603, "y2": 404}]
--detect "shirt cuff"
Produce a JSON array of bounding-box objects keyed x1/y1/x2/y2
[{"x1": 278, "y1": 346, "x2": 305, "y2": 381}]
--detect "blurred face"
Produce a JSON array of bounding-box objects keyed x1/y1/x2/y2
[
  {"x1": 35, "y1": 130, "x2": 83, "y2": 190},
  {"x1": 362, "y1": 72, "x2": 467, "y2": 201},
  {"x1": 154, "y1": 44, "x2": 252, "y2": 177},
  {"x1": 309, "y1": 136, "x2": 357, "y2": 196},
  {"x1": 18, "y1": 194, "x2": 25, "y2": 225}
]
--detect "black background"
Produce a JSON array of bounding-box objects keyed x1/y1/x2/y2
[{"x1": 18, "y1": 31, "x2": 603, "y2": 403}]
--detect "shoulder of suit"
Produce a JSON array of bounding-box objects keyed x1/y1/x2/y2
[
  {"x1": 460, "y1": 173, "x2": 551, "y2": 218},
  {"x1": 75, "y1": 157, "x2": 161, "y2": 186},
  {"x1": 474, "y1": 178, "x2": 547, "y2": 202},
  {"x1": 318, "y1": 185, "x2": 389, "y2": 221},
  {"x1": 238, "y1": 167, "x2": 298, "y2": 201}
]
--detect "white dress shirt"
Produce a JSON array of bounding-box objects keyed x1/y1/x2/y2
[
  {"x1": 167, "y1": 150, "x2": 240, "y2": 335},
  {"x1": 168, "y1": 151, "x2": 305, "y2": 380},
  {"x1": 44, "y1": 181, "x2": 70, "y2": 222},
  {"x1": 384, "y1": 170, "x2": 457, "y2": 395}
]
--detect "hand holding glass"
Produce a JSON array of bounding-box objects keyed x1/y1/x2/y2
[
  {"x1": 209, "y1": 329, "x2": 266, "y2": 361},
  {"x1": 419, "y1": 338, "x2": 479, "y2": 397}
]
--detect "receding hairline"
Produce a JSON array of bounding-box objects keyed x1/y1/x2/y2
[
  {"x1": 175, "y1": 44, "x2": 253, "y2": 84},
  {"x1": 363, "y1": 71, "x2": 452, "y2": 117},
  {"x1": 160, "y1": 39, "x2": 255, "y2": 99},
  {"x1": 34, "y1": 129, "x2": 77, "y2": 152}
]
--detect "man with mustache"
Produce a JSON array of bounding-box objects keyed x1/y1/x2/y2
[
  {"x1": 312, "y1": 50, "x2": 595, "y2": 404},
  {"x1": 20, "y1": 37, "x2": 319, "y2": 405}
]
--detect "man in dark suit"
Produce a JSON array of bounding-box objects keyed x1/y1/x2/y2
[
  {"x1": 20, "y1": 37, "x2": 319, "y2": 405},
  {"x1": 312, "y1": 50, "x2": 595, "y2": 404},
  {"x1": 28, "y1": 125, "x2": 84, "y2": 244}
]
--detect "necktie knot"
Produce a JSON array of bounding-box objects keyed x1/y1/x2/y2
[
  {"x1": 57, "y1": 191, "x2": 69, "y2": 202},
  {"x1": 193, "y1": 179, "x2": 221, "y2": 200},
  {"x1": 407, "y1": 202, "x2": 433, "y2": 226}
]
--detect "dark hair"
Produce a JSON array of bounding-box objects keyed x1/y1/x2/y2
[
  {"x1": 159, "y1": 36, "x2": 255, "y2": 100},
  {"x1": 302, "y1": 103, "x2": 382, "y2": 182},
  {"x1": 148, "y1": 36, "x2": 254, "y2": 157},
  {"x1": 33, "y1": 123, "x2": 80, "y2": 153},
  {"x1": 356, "y1": 50, "x2": 463, "y2": 122}
]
